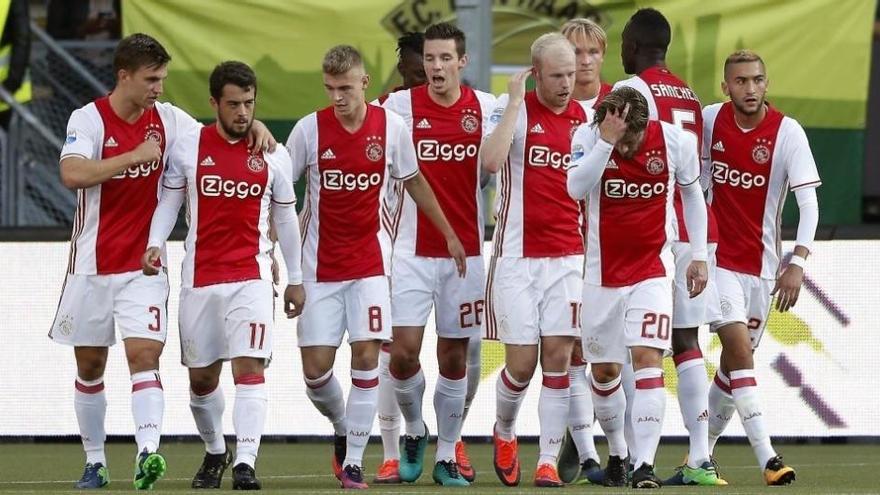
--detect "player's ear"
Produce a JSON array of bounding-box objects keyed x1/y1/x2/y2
[
  {"x1": 209, "y1": 96, "x2": 219, "y2": 112},
  {"x1": 721, "y1": 81, "x2": 729, "y2": 97},
  {"x1": 459, "y1": 53, "x2": 469, "y2": 70},
  {"x1": 362, "y1": 73, "x2": 370, "y2": 90}
]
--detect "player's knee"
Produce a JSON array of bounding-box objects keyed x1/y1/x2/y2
[
  {"x1": 590, "y1": 363, "x2": 620, "y2": 383},
  {"x1": 76, "y1": 356, "x2": 107, "y2": 379},
  {"x1": 189, "y1": 374, "x2": 219, "y2": 396},
  {"x1": 671, "y1": 327, "x2": 700, "y2": 354},
  {"x1": 504, "y1": 361, "x2": 535, "y2": 383}
]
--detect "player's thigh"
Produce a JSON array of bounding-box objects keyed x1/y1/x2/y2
[
  {"x1": 537, "y1": 255, "x2": 583, "y2": 338},
  {"x1": 115, "y1": 270, "x2": 169, "y2": 343},
  {"x1": 390, "y1": 254, "x2": 435, "y2": 328},
  {"x1": 226, "y1": 280, "x2": 275, "y2": 362},
  {"x1": 297, "y1": 281, "x2": 347, "y2": 348},
  {"x1": 345, "y1": 276, "x2": 392, "y2": 344},
  {"x1": 179, "y1": 284, "x2": 226, "y2": 367},
  {"x1": 711, "y1": 267, "x2": 750, "y2": 334},
  {"x1": 487, "y1": 257, "x2": 540, "y2": 345},
  {"x1": 436, "y1": 255, "x2": 485, "y2": 339},
  {"x1": 50, "y1": 273, "x2": 115, "y2": 347},
  {"x1": 744, "y1": 276, "x2": 773, "y2": 350},
  {"x1": 673, "y1": 241, "x2": 709, "y2": 328},
  {"x1": 624, "y1": 277, "x2": 674, "y2": 355},
  {"x1": 581, "y1": 283, "x2": 628, "y2": 365}
]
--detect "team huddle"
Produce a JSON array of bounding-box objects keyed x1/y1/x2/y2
[{"x1": 51, "y1": 7, "x2": 819, "y2": 491}]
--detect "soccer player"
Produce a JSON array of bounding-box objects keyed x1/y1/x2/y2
[
  {"x1": 51, "y1": 33, "x2": 274, "y2": 490},
  {"x1": 481, "y1": 33, "x2": 592, "y2": 488},
  {"x1": 286, "y1": 45, "x2": 466, "y2": 490},
  {"x1": 379, "y1": 22, "x2": 495, "y2": 486},
  {"x1": 703, "y1": 50, "x2": 816, "y2": 486},
  {"x1": 377, "y1": 31, "x2": 427, "y2": 105},
  {"x1": 140, "y1": 61, "x2": 303, "y2": 490},
  {"x1": 568, "y1": 86, "x2": 708, "y2": 488},
  {"x1": 612, "y1": 8, "x2": 723, "y2": 486},
  {"x1": 555, "y1": 17, "x2": 611, "y2": 485}
]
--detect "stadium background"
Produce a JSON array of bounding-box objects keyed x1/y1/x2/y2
[{"x1": 1, "y1": 0, "x2": 878, "y2": 443}]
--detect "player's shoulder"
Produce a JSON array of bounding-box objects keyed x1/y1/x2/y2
[
  {"x1": 67, "y1": 101, "x2": 100, "y2": 127},
  {"x1": 383, "y1": 87, "x2": 412, "y2": 108},
  {"x1": 778, "y1": 113, "x2": 809, "y2": 144},
  {"x1": 264, "y1": 144, "x2": 294, "y2": 168},
  {"x1": 702, "y1": 102, "x2": 725, "y2": 125},
  {"x1": 473, "y1": 88, "x2": 497, "y2": 106},
  {"x1": 660, "y1": 120, "x2": 695, "y2": 149},
  {"x1": 382, "y1": 104, "x2": 407, "y2": 127},
  {"x1": 573, "y1": 99, "x2": 596, "y2": 120},
  {"x1": 612, "y1": 75, "x2": 643, "y2": 90}
]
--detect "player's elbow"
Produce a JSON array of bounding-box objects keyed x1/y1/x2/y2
[
  {"x1": 480, "y1": 149, "x2": 502, "y2": 174},
  {"x1": 59, "y1": 168, "x2": 86, "y2": 190}
]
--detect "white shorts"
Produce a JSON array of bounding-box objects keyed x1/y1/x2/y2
[
  {"x1": 710, "y1": 267, "x2": 772, "y2": 349},
  {"x1": 391, "y1": 254, "x2": 484, "y2": 338},
  {"x1": 485, "y1": 255, "x2": 583, "y2": 345},
  {"x1": 179, "y1": 279, "x2": 274, "y2": 368},
  {"x1": 50, "y1": 270, "x2": 169, "y2": 347},
  {"x1": 581, "y1": 277, "x2": 673, "y2": 365},
  {"x1": 297, "y1": 275, "x2": 392, "y2": 347},
  {"x1": 672, "y1": 242, "x2": 722, "y2": 328}
]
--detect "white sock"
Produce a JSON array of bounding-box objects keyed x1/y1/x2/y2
[
  {"x1": 75, "y1": 376, "x2": 107, "y2": 465},
  {"x1": 729, "y1": 369, "x2": 776, "y2": 469},
  {"x1": 433, "y1": 372, "x2": 467, "y2": 462},
  {"x1": 495, "y1": 368, "x2": 529, "y2": 440},
  {"x1": 538, "y1": 372, "x2": 570, "y2": 466},
  {"x1": 344, "y1": 368, "x2": 380, "y2": 468},
  {"x1": 674, "y1": 350, "x2": 710, "y2": 466},
  {"x1": 190, "y1": 385, "x2": 226, "y2": 454},
  {"x1": 130, "y1": 370, "x2": 163, "y2": 453},
  {"x1": 233, "y1": 375, "x2": 267, "y2": 468},
  {"x1": 392, "y1": 367, "x2": 426, "y2": 437},
  {"x1": 305, "y1": 370, "x2": 347, "y2": 436},
  {"x1": 621, "y1": 362, "x2": 635, "y2": 460},
  {"x1": 708, "y1": 369, "x2": 736, "y2": 454},
  {"x1": 461, "y1": 337, "x2": 481, "y2": 429},
  {"x1": 591, "y1": 374, "x2": 627, "y2": 458},
  {"x1": 568, "y1": 364, "x2": 599, "y2": 463},
  {"x1": 631, "y1": 367, "x2": 666, "y2": 468},
  {"x1": 377, "y1": 345, "x2": 400, "y2": 461}
]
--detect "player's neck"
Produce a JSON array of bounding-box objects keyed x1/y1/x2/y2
[
  {"x1": 214, "y1": 122, "x2": 243, "y2": 144},
  {"x1": 335, "y1": 101, "x2": 368, "y2": 132},
  {"x1": 733, "y1": 103, "x2": 767, "y2": 130},
  {"x1": 535, "y1": 90, "x2": 568, "y2": 114},
  {"x1": 635, "y1": 58, "x2": 666, "y2": 75},
  {"x1": 573, "y1": 80, "x2": 601, "y2": 102},
  {"x1": 428, "y1": 84, "x2": 462, "y2": 107},
  {"x1": 108, "y1": 91, "x2": 146, "y2": 124}
]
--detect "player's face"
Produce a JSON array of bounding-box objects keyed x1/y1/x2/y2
[
  {"x1": 569, "y1": 32, "x2": 604, "y2": 86},
  {"x1": 534, "y1": 47, "x2": 575, "y2": 110},
  {"x1": 398, "y1": 50, "x2": 427, "y2": 88},
  {"x1": 323, "y1": 67, "x2": 369, "y2": 118},
  {"x1": 118, "y1": 63, "x2": 167, "y2": 109},
  {"x1": 423, "y1": 38, "x2": 466, "y2": 95},
  {"x1": 723, "y1": 61, "x2": 768, "y2": 116},
  {"x1": 211, "y1": 84, "x2": 255, "y2": 140}
]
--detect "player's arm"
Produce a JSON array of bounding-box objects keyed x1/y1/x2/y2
[
  {"x1": 285, "y1": 118, "x2": 310, "y2": 184},
  {"x1": 480, "y1": 69, "x2": 530, "y2": 173},
  {"x1": 61, "y1": 141, "x2": 161, "y2": 190},
  {"x1": 675, "y1": 129, "x2": 709, "y2": 298},
  {"x1": 567, "y1": 124, "x2": 609, "y2": 200},
  {"x1": 269, "y1": 151, "x2": 305, "y2": 318},
  {"x1": 141, "y1": 184, "x2": 185, "y2": 276}
]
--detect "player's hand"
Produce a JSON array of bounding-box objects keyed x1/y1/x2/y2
[
  {"x1": 270, "y1": 249, "x2": 280, "y2": 285},
  {"x1": 141, "y1": 246, "x2": 161, "y2": 275},
  {"x1": 130, "y1": 140, "x2": 162, "y2": 165},
  {"x1": 284, "y1": 283, "x2": 306, "y2": 318},
  {"x1": 508, "y1": 68, "x2": 532, "y2": 103},
  {"x1": 598, "y1": 103, "x2": 630, "y2": 145},
  {"x1": 686, "y1": 260, "x2": 708, "y2": 298},
  {"x1": 248, "y1": 120, "x2": 277, "y2": 153},
  {"x1": 772, "y1": 264, "x2": 803, "y2": 312},
  {"x1": 446, "y1": 235, "x2": 467, "y2": 278}
]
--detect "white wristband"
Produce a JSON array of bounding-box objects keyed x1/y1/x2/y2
[{"x1": 788, "y1": 255, "x2": 807, "y2": 269}]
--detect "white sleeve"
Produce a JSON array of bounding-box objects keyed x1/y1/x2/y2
[
  {"x1": 671, "y1": 126, "x2": 700, "y2": 186},
  {"x1": 267, "y1": 149, "x2": 302, "y2": 283},
  {"x1": 612, "y1": 76, "x2": 657, "y2": 119},
  {"x1": 389, "y1": 113, "x2": 419, "y2": 180},
  {"x1": 794, "y1": 187, "x2": 819, "y2": 253},
  {"x1": 285, "y1": 119, "x2": 309, "y2": 182},
  {"x1": 567, "y1": 124, "x2": 612, "y2": 200},
  {"x1": 161, "y1": 136, "x2": 188, "y2": 190},
  {"x1": 477, "y1": 90, "x2": 498, "y2": 131},
  {"x1": 168, "y1": 104, "x2": 201, "y2": 152},
  {"x1": 269, "y1": 150, "x2": 297, "y2": 206},
  {"x1": 680, "y1": 180, "x2": 708, "y2": 261},
  {"x1": 147, "y1": 186, "x2": 184, "y2": 248},
  {"x1": 780, "y1": 118, "x2": 822, "y2": 191},
  {"x1": 60, "y1": 108, "x2": 99, "y2": 161},
  {"x1": 484, "y1": 93, "x2": 517, "y2": 139}
]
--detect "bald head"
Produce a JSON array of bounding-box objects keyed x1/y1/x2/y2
[
  {"x1": 531, "y1": 32, "x2": 575, "y2": 69},
  {"x1": 530, "y1": 33, "x2": 576, "y2": 111}
]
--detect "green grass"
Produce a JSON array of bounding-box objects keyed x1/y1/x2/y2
[{"x1": 1, "y1": 441, "x2": 877, "y2": 493}]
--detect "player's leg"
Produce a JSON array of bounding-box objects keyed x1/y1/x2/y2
[
  {"x1": 559, "y1": 340, "x2": 601, "y2": 485},
  {"x1": 188, "y1": 361, "x2": 229, "y2": 489},
  {"x1": 533, "y1": 336, "x2": 574, "y2": 487},
  {"x1": 389, "y1": 325, "x2": 427, "y2": 483},
  {"x1": 494, "y1": 343, "x2": 536, "y2": 487},
  {"x1": 375, "y1": 343, "x2": 402, "y2": 483},
  {"x1": 74, "y1": 346, "x2": 111, "y2": 489},
  {"x1": 455, "y1": 335, "x2": 481, "y2": 480},
  {"x1": 298, "y1": 280, "x2": 347, "y2": 482}
]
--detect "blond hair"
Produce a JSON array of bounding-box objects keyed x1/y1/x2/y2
[
  {"x1": 322, "y1": 45, "x2": 364, "y2": 76},
  {"x1": 593, "y1": 86, "x2": 649, "y2": 135},
  {"x1": 530, "y1": 32, "x2": 575, "y2": 67},
  {"x1": 723, "y1": 49, "x2": 765, "y2": 77},
  {"x1": 560, "y1": 18, "x2": 607, "y2": 53}
]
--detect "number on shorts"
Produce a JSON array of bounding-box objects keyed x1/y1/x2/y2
[
  {"x1": 249, "y1": 323, "x2": 266, "y2": 350},
  {"x1": 368, "y1": 306, "x2": 383, "y2": 333},
  {"x1": 641, "y1": 313, "x2": 671, "y2": 340},
  {"x1": 570, "y1": 302, "x2": 583, "y2": 329},
  {"x1": 747, "y1": 318, "x2": 762, "y2": 331},
  {"x1": 148, "y1": 306, "x2": 161, "y2": 332},
  {"x1": 459, "y1": 300, "x2": 485, "y2": 328}
]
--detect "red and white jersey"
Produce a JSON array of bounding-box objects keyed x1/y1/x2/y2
[
  {"x1": 580, "y1": 82, "x2": 613, "y2": 109},
  {"x1": 614, "y1": 66, "x2": 718, "y2": 243},
  {"x1": 703, "y1": 102, "x2": 821, "y2": 279},
  {"x1": 163, "y1": 124, "x2": 296, "y2": 288},
  {"x1": 382, "y1": 84, "x2": 496, "y2": 257},
  {"x1": 287, "y1": 104, "x2": 419, "y2": 282},
  {"x1": 488, "y1": 91, "x2": 591, "y2": 258},
  {"x1": 575, "y1": 120, "x2": 700, "y2": 287},
  {"x1": 60, "y1": 96, "x2": 198, "y2": 275}
]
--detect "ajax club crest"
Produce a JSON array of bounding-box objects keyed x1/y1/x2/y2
[
  {"x1": 645, "y1": 149, "x2": 666, "y2": 175},
  {"x1": 365, "y1": 135, "x2": 384, "y2": 162},
  {"x1": 752, "y1": 138, "x2": 772, "y2": 165},
  {"x1": 144, "y1": 123, "x2": 163, "y2": 146},
  {"x1": 460, "y1": 109, "x2": 479, "y2": 134},
  {"x1": 247, "y1": 153, "x2": 265, "y2": 173}
]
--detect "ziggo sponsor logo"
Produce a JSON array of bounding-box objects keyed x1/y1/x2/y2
[
  {"x1": 112, "y1": 160, "x2": 161, "y2": 180},
  {"x1": 417, "y1": 139, "x2": 478, "y2": 162},
  {"x1": 712, "y1": 161, "x2": 767, "y2": 189},
  {"x1": 200, "y1": 175, "x2": 264, "y2": 199},
  {"x1": 528, "y1": 145, "x2": 572, "y2": 169},
  {"x1": 321, "y1": 169, "x2": 383, "y2": 191}
]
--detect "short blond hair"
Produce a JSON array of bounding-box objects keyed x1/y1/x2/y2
[
  {"x1": 560, "y1": 18, "x2": 607, "y2": 53},
  {"x1": 530, "y1": 32, "x2": 575, "y2": 67},
  {"x1": 322, "y1": 45, "x2": 364, "y2": 76},
  {"x1": 724, "y1": 49, "x2": 765, "y2": 77}
]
